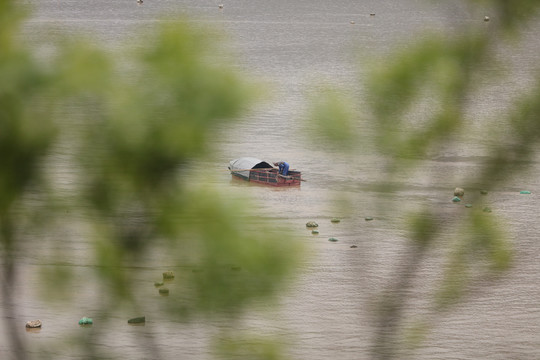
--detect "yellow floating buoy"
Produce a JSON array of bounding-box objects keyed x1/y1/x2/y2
[{"x1": 162, "y1": 271, "x2": 174, "y2": 280}]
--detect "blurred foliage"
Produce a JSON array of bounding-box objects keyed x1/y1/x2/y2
[
  {"x1": 307, "y1": 86, "x2": 358, "y2": 149},
  {"x1": 0, "y1": 0, "x2": 301, "y2": 359},
  {"x1": 215, "y1": 333, "x2": 286, "y2": 360},
  {"x1": 307, "y1": 0, "x2": 540, "y2": 359}
]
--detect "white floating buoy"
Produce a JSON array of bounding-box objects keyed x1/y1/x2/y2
[
  {"x1": 484, "y1": 16, "x2": 490, "y2": 22},
  {"x1": 26, "y1": 320, "x2": 42, "y2": 328}
]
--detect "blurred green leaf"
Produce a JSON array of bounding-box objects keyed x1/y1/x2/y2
[{"x1": 307, "y1": 86, "x2": 358, "y2": 148}]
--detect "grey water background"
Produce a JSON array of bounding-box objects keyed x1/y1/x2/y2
[{"x1": 3, "y1": 0, "x2": 540, "y2": 359}]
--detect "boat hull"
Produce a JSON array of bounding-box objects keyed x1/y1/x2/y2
[
  {"x1": 249, "y1": 169, "x2": 301, "y2": 186},
  {"x1": 228, "y1": 158, "x2": 302, "y2": 187}
]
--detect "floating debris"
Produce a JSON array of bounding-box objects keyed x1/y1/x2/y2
[
  {"x1": 370, "y1": 13, "x2": 376, "y2": 16},
  {"x1": 465, "y1": 204, "x2": 473, "y2": 208},
  {"x1": 312, "y1": 229, "x2": 319, "y2": 234},
  {"x1": 78, "y1": 317, "x2": 93, "y2": 325},
  {"x1": 218, "y1": 4, "x2": 223, "y2": 9},
  {"x1": 350, "y1": 245, "x2": 358, "y2": 248},
  {"x1": 484, "y1": 16, "x2": 490, "y2": 21},
  {"x1": 154, "y1": 282, "x2": 164, "y2": 287},
  {"x1": 452, "y1": 196, "x2": 461, "y2": 202},
  {"x1": 331, "y1": 218, "x2": 341, "y2": 223},
  {"x1": 162, "y1": 271, "x2": 174, "y2": 280},
  {"x1": 350, "y1": 20, "x2": 355, "y2": 24},
  {"x1": 520, "y1": 190, "x2": 531, "y2": 194},
  {"x1": 231, "y1": 266, "x2": 242, "y2": 271},
  {"x1": 454, "y1": 187, "x2": 465, "y2": 197},
  {"x1": 328, "y1": 237, "x2": 339, "y2": 242},
  {"x1": 128, "y1": 316, "x2": 146, "y2": 324},
  {"x1": 306, "y1": 221, "x2": 318, "y2": 228},
  {"x1": 25, "y1": 320, "x2": 42, "y2": 328},
  {"x1": 365, "y1": 216, "x2": 374, "y2": 221},
  {"x1": 483, "y1": 207, "x2": 492, "y2": 213},
  {"x1": 480, "y1": 190, "x2": 488, "y2": 195}
]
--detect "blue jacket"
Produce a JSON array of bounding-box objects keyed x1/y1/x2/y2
[{"x1": 277, "y1": 161, "x2": 289, "y2": 175}]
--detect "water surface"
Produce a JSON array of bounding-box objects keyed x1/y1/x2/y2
[{"x1": 3, "y1": 1, "x2": 540, "y2": 359}]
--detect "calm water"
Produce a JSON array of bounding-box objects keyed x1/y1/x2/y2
[{"x1": 3, "y1": 0, "x2": 540, "y2": 359}]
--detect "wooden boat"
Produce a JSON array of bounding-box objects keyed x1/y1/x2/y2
[{"x1": 228, "y1": 157, "x2": 302, "y2": 187}]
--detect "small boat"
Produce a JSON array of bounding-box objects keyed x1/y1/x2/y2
[{"x1": 228, "y1": 157, "x2": 302, "y2": 187}]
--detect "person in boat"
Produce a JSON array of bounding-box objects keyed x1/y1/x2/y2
[{"x1": 274, "y1": 161, "x2": 289, "y2": 176}]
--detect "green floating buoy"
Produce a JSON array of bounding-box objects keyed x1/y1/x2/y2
[
  {"x1": 452, "y1": 196, "x2": 461, "y2": 202},
  {"x1": 78, "y1": 317, "x2": 93, "y2": 325},
  {"x1": 311, "y1": 229, "x2": 319, "y2": 234},
  {"x1": 128, "y1": 316, "x2": 146, "y2": 324},
  {"x1": 159, "y1": 288, "x2": 169, "y2": 295},
  {"x1": 365, "y1": 216, "x2": 374, "y2": 221},
  {"x1": 328, "y1": 237, "x2": 339, "y2": 242},
  {"x1": 520, "y1": 190, "x2": 531, "y2": 194},
  {"x1": 331, "y1": 218, "x2": 341, "y2": 223},
  {"x1": 306, "y1": 221, "x2": 319, "y2": 228},
  {"x1": 162, "y1": 271, "x2": 174, "y2": 280}
]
